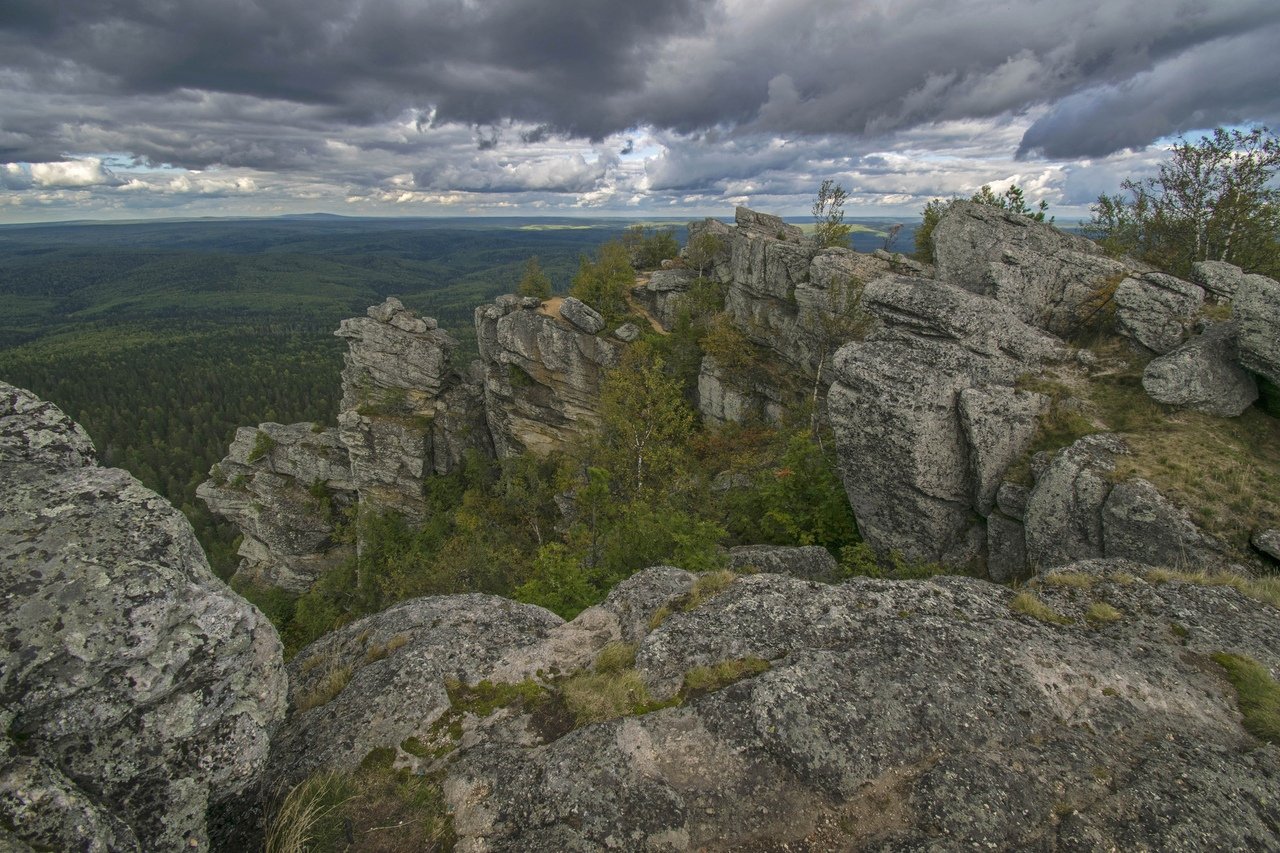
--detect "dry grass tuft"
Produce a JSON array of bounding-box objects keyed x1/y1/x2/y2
[{"x1": 1010, "y1": 591, "x2": 1073, "y2": 626}]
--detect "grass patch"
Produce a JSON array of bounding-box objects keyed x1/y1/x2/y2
[
  {"x1": 264, "y1": 761, "x2": 454, "y2": 853},
  {"x1": 1085, "y1": 601, "x2": 1123, "y2": 625},
  {"x1": 1010, "y1": 591, "x2": 1073, "y2": 626},
  {"x1": 1145, "y1": 569, "x2": 1280, "y2": 610},
  {"x1": 561, "y1": 669, "x2": 674, "y2": 726},
  {"x1": 1212, "y1": 652, "x2": 1280, "y2": 745},
  {"x1": 364, "y1": 633, "x2": 409, "y2": 663},
  {"x1": 681, "y1": 657, "x2": 771, "y2": 698},
  {"x1": 295, "y1": 662, "x2": 354, "y2": 713},
  {"x1": 1041, "y1": 571, "x2": 1097, "y2": 589},
  {"x1": 445, "y1": 678, "x2": 545, "y2": 718},
  {"x1": 595, "y1": 641, "x2": 638, "y2": 673}
]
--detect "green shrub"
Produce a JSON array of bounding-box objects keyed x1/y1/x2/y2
[
  {"x1": 246, "y1": 429, "x2": 277, "y2": 463},
  {"x1": 1212, "y1": 652, "x2": 1280, "y2": 744}
]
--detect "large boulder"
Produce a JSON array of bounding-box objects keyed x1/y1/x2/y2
[
  {"x1": 1234, "y1": 272, "x2": 1280, "y2": 387},
  {"x1": 726, "y1": 545, "x2": 840, "y2": 582},
  {"x1": 828, "y1": 276, "x2": 1067, "y2": 565},
  {"x1": 438, "y1": 565, "x2": 1280, "y2": 851},
  {"x1": 0, "y1": 383, "x2": 286, "y2": 852},
  {"x1": 1113, "y1": 272, "x2": 1205, "y2": 354},
  {"x1": 1191, "y1": 260, "x2": 1246, "y2": 302},
  {"x1": 931, "y1": 200, "x2": 1132, "y2": 335},
  {"x1": 1141, "y1": 322, "x2": 1258, "y2": 417},
  {"x1": 634, "y1": 269, "x2": 696, "y2": 331},
  {"x1": 1102, "y1": 478, "x2": 1226, "y2": 570}
]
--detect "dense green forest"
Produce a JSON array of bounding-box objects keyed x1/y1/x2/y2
[{"x1": 0, "y1": 214, "x2": 910, "y2": 581}]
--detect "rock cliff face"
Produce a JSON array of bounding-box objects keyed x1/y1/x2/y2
[
  {"x1": 262, "y1": 562, "x2": 1280, "y2": 852},
  {"x1": 0, "y1": 383, "x2": 286, "y2": 852},
  {"x1": 477, "y1": 294, "x2": 624, "y2": 457}
]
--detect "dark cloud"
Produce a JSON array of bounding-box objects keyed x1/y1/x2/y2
[{"x1": 2, "y1": 0, "x2": 1279, "y2": 219}]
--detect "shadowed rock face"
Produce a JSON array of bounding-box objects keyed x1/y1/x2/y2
[
  {"x1": 260, "y1": 563, "x2": 1280, "y2": 852},
  {"x1": 0, "y1": 383, "x2": 286, "y2": 852}
]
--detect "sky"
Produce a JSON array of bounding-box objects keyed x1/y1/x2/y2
[{"x1": 1, "y1": 0, "x2": 1278, "y2": 224}]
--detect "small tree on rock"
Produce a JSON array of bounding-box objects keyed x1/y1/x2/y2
[
  {"x1": 517, "y1": 255, "x2": 552, "y2": 299},
  {"x1": 813, "y1": 180, "x2": 853, "y2": 249}
]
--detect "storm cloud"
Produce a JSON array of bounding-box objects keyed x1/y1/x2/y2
[{"x1": 1, "y1": 0, "x2": 1277, "y2": 219}]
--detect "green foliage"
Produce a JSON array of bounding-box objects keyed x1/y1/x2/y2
[
  {"x1": 517, "y1": 255, "x2": 553, "y2": 299},
  {"x1": 569, "y1": 241, "x2": 635, "y2": 321},
  {"x1": 685, "y1": 231, "x2": 724, "y2": 278},
  {"x1": 1212, "y1": 652, "x2": 1280, "y2": 745},
  {"x1": 681, "y1": 657, "x2": 771, "y2": 697},
  {"x1": 514, "y1": 543, "x2": 598, "y2": 620},
  {"x1": 445, "y1": 678, "x2": 546, "y2": 718},
  {"x1": 812, "y1": 179, "x2": 853, "y2": 248},
  {"x1": 246, "y1": 429, "x2": 277, "y2": 463},
  {"x1": 1086, "y1": 127, "x2": 1280, "y2": 278},
  {"x1": 724, "y1": 430, "x2": 858, "y2": 552},
  {"x1": 700, "y1": 313, "x2": 761, "y2": 387},
  {"x1": 622, "y1": 225, "x2": 680, "y2": 270},
  {"x1": 913, "y1": 198, "x2": 950, "y2": 263}
]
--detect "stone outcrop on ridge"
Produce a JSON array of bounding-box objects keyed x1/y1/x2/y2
[
  {"x1": 477, "y1": 294, "x2": 625, "y2": 457},
  {"x1": 930, "y1": 200, "x2": 1132, "y2": 336},
  {"x1": 0, "y1": 383, "x2": 286, "y2": 852},
  {"x1": 196, "y1": 421, "x2": 357, "y2": 592}
]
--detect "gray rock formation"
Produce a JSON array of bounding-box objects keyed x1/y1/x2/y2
[
  {"x1": 697, "y1": 356, "x2": 785, "y2": 427},
  {"x1": 931, "y1": 200, "x2": 1132, "y2": 335},
  {"x1": 634, "y1": 269, "x2": 697, "y2": 331},
  {"x1": 196, "y1": 422, "x2": 356, "y2": 592},
  {"x1": 613, "y1": 322, "x2": 641, "y2": 342},
  {"x1": 336, "y1": 297, "x2": 490, "y2": 520},
  {"x1": 1113, "y1": 272, "x2": 1205, "y2": 354},
  {"x1": 1102, "y1": 478, "x2": 1226, "y2": 570},
  {"x1": 828, "y1": 275, "x2": 1067, "y2": 565},
  {"x1": 266, "y1": 563, "x2": 1280, "y2": 851},
  {"x1": 985, "y1": 513, "x2": 1028, "y2": 582},
  {"x1": 0, "y1": 383, "x2": 286, "y2": 852},
  {"x1": 477, "y1": 295, "x2": 625, "y2": 457},
  {"x1": 1141, "y1": 322, "x2": 1258, "y2": 417},
  {"x1": 1234, "y1": 272, "x2": 1280, "y2": 386},
  {"x1": 1024, "y1": 434, "x2": 1126, "y2": 569},
  {"x1": 1191, "y1": 260, "x2": 1245, "y2": 302},
  {"x1": 726, "y1": 545, "x2": 840, "y2": 582},
  {"x1": 1253, "y1": 528, "x2": 1280, "y2": 562},
  {"x1": 557, "y1": 296, "x2": 605, "y2": 334},
  {"x1": 1024, "y1": 435, "x2": 1228, "y2": 573}
]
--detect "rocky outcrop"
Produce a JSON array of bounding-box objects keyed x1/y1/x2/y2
[
  {"x1": 1141, "y1": 322, "x2": 1258, "y2": 417},
  {"x1": 828, "y1": 275, "x2": 1068, "y2": 565},
  {"x1": 1192, "y1": 260, "x2": 1245, "y2": 302},
  {"x1": 1234, "y1": 271, "x2": 1280, "y2": 386},
  {"x1": 196, "y1": 422, "x2": 357, "y2": 591},
  {"x1": 1254, "y1": 528, "x2": 1280, "y2": 562},
  {"x1": 726, "y1": 544, "x2": 840, "y2": 581},
  {"x1": 477, "y1": 295, "x2": 625, "y2": 456},
  {"x1": 1113, "y1": 272, "x2": 1205, "y2": 354},
  {"x1": 633, "y1": 268, "x2": 697, "y2": 330},
  {"x1": 336, "y1": 297, "x2": 491, "y2": 520},
  {"x1": 262, "y1": 563, "x2": 1280, "y2": 851},
  {"x1": 931, "y1": 200, "x2": 1132, "y2": 335},
  {"x1": 0, "y1": 383, "x2": 286, "y2": 852},
  {"x1": 697, "y1": 356, "x2": 786, "y2": 426},
  {"x1": 1023, "y1": 434, "x2": 1227, "y2": 573}
]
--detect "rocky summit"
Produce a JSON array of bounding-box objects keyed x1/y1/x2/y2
[{"x1": 2, "y1": 201, "x2": 1279, "y2": 851}]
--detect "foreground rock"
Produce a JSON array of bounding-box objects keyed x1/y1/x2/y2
[
  {"x1": 1141, "y1": 322, "x2": 1258, "y2": 417},
  {"x1": 1234, "y1": 272, "x2": 1280, "y2": 386},
  {"x1": 265, "y1": 564, "x2": 1280, "y2": 851},
  {"x1": 0, "y1": 383, "x2": 286, "y2": 852}
]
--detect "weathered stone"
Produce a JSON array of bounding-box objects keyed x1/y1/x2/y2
[
  {"x1": 697, "y1": 356, "x2": 784, "y2": 427},
  {"x1": 613, "y1": 322, "x2": 641, "y2": 342},
  {"x1": 828, "y1": 277, "x2": 1066, "y2": 566},
  {"x1": 986, "y1": 513, "x2": 1028, "y2": 582},
  {"x1": 557, "y1": 296, "x2": 606, "y2": 334},
  {"x1": 437, "y1": 566, "x2": 1280, "y2": 851},
  {"x1": 734, "y1": 205, "x2": 805, "y2": 242},
  {"x1": 1024, "y1": 434, "x2": 1126, "y2": 570},
  {"x1": 1235, "y1": 272, "x2": 1280, "y2": 386},
  {"x1": 727, "y1": 545, "x2": 840, "y2": 582},
  {"x1": 1191, "y1": 260, "x2": 1245, "y2": 302},
  {"x1": 996, "y1": 482, "x2": 1032, "y2": 519},
  {"x1": 477, "y1": 298, "x2": 624, "y2": 456},
  {"x1": 684, "y1": 217, "x2": 734, "y2": 281},
  {"x1": 1114, "y1": 272, "x2": 1205, "y2": 354},
  {"x1": 635, "y1": 269, "x2": 696, "y2": 330},
  {"x1": 1141, "y1": 322, "x2": 1258, "y2": 416},
  {"x1": 1253, "y1": 528, "x2": 1280, "y2": 562},
  {"x1": 931, "y1": 200, "x2": 1132, "y2": 335},
  {"x1": 1102, "y1": 478, "x2": 1226, "y2": 570},
  {"x1": 197, "y1": 422, "x2": 356, "y2": 592},
  {"x1": 958, "y1": 386, "x2": 1049, "y2": 514},
  {"x1": 0, "y1": 384, "x2": 286, "y2": 852}
]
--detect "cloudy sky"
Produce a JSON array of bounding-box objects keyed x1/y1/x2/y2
[{"x1": 2, "y1": 0, "x2": 1278, "y2": 223}]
